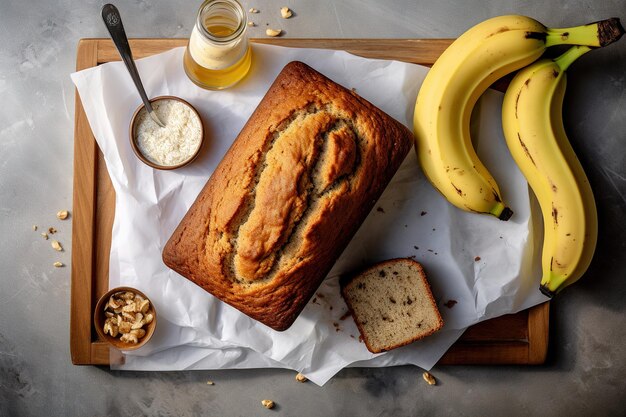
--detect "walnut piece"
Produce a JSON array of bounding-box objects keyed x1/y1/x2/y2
[
  {"x1": 51, "y1": 240, "x2": 63, "y2": 251},
  {"x1": 261, "y1": 400, "x2": 275, "y2": 409},
  {"x1": 295, "y1": 373, "x2": 308, "y2": 383},
  {"x1": 266, "y1": 28, "x2": 282, "y2": 37},
  {"x1": 248, "y1": 8, "x2": 259, "y2": 13},
  {"x1": 280, "y1": 7, "x2": 292, "y2": 18},
  {"x1": 53, "y1": 262, "x2": 64, "y2": 268},
  {"x1": 422, "y1": 371, "x2": 436, "y2": 386}
]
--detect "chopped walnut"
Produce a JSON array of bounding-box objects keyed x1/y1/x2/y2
[
  {"x1": 266, "y1": 28, "x2": 282, "y2": 37},
  {"x1": 102, "y1": 290, "x2": 153, "y2": 345},
  {"x1": 280, "y1": 7, "x2": 292, "y2": 18},
  {"x1": 422, "y1": 371, "x2": 436, "y2": 386},
  {"x1": 261, "y1": 400, "x2": 275, "y2": 409}
]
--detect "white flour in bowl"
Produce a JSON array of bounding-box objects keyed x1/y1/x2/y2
[{"x1": 134, "y1": 99, "x2": 202, "y2": 166}]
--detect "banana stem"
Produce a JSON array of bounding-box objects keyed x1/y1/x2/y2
[
  {"x1": 554, "y1": 45, "x2": 593, "y2": 71},
  {"x1": 545, "y1": 17, "x2": 625, "y2": 48}
]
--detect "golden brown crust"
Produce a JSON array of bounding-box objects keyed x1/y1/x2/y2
[
  {"x1": 340, "y1": 258, "x2": 444, "y2": 353},
  {"x1": 163, "y1": 62, "x2": 413, "y2": 331}
]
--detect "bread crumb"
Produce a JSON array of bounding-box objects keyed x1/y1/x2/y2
[
  {"x1": 474, "y1": 256, "x2": 481, "y2": 262},
  {"x1": 420, "y1": 211, "x2": 427, "y2": 216},
  {"x1": 376, "y1": 206, "x2": 385, "y2": 213},
  {"x1": 444, "y1": 300, "x2": 457, "y2": 309},
  {"x1": 339, "y1": 311, "x2": 351, "y2": 321}
]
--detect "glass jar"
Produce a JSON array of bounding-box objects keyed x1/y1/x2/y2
[{"x1": 183, "y1": 0, "x2": 252, "y2": 90}]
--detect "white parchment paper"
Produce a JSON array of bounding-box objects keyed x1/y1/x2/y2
[{"x1": 71, "y1": 44, "x2": 548, "y2": 385}]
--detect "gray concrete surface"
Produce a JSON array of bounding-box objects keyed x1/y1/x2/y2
[{"x1": 1, "y1": 0, "x2": 625, "y2": 416}]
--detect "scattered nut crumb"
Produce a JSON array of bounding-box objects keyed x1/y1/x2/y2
[
  {"x1": 32, "y1": 225, "x2": 38, "y2": 231},
  {"x1": 413, "y1": 246, "x2": 419, "y2": 250},
  {"x1": 444, "y1": 300, "x2": 457, "y2": 309},
  {"x1": 266, "y1": 28, "x2": 282, "y2": 37},
  {"x1": 53, "y1": 262, "x2": 64, "y2": 268},
  {"x1": 247, "y1": 21, "x2": 255, "y2": 26},
  {"x1": 261, "y1": 399, "x2": 275, "y2": 409},
  {"x1": 420, "y1": 211, "x2": 427, "y2": 216},
  {"x1": 48, "y1": 227, "x2": 57, "y2": 234},
  {"x1": 295, "y1": 373, "x2": 308, "y2": 383},
  {"x1": 474, "y1": 256, "x2": 481, "y2": 262},
  {"x1": 422, "y1": 371, "x2": 436, "y2": 385},
  {"x1": 51, "y1": 240, "x2": 63, "y2": 251},
  {"x1": 41, "y1": 232, "x2": 48, "y2": 240},
  {"x1": 339, "y1": 311, "x2": 351, "y2": 321},
  {"x1": 249, "y1": 8, "x2": 259, "y2": 13},
  {"x1": 280, "y1": 6, "x2": 292, "y2": 18},
  {"x1": 376, "y1": 206, "x2": 385, "y2": 213},
  {"x1": 57, "y1": 210, "x2": 69, "y2": 220},
  {"x1": 206, "y1": 380, "x2": 215, "y2": 385}
]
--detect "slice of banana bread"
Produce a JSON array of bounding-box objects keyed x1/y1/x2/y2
[{"x1": 341, "y1": 258, "x2": 444, "y2": 353}]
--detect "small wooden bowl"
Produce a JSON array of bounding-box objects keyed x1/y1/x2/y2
[
  {"x1": 129, "y1": 96, "x2": 204, "y2": 170},
  {"x1": 94, "y1": 286, "x2": 157, "y2": 351}
]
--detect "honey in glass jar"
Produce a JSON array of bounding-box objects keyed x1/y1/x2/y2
[{"x1": 183, "y1": 0, "x2": 251, "y2": 90}]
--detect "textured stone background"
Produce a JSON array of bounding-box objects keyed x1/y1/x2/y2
[{"x1": 1, "y1": 0, "x2": 625, "y2": 415}]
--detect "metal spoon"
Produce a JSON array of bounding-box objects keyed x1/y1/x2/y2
[{"x1": 101, "y1": 3, "x2": 165, "y2": 127}]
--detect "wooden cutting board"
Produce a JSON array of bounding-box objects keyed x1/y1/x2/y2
[{"x1": 70, "y1": 38, "x2": 549, "y2": 366}]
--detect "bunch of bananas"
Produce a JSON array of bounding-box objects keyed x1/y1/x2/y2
[{"x1": 413, "y1": 15, "x2": 624, "y2": 296}]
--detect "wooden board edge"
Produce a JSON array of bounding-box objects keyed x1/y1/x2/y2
[
  {"x1": 70, "y1": 39, "x2": 99, "y2": 365},
  {"x1": 91, "y1": 342, "x2": 124, "y2": 365},
  {"x1": 87, "y1": 37, "x2": 454, "y2": 65},
  {"x1": 527, "y1": 302, "x2": 550, "y2": 364},
  {"x1": 438, "y1": 341, "x2": 531, "y2": 365}
]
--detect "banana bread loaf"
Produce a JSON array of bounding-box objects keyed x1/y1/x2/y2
[{"x1": 162, "y1": 61, "x2": 413, "y2": 331}]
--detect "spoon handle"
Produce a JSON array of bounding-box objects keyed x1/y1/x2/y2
[{"x1": 101, "y1": 4, "x2": 164, "y2": 126}]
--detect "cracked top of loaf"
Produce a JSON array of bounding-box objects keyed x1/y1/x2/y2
[{"x1": 162, "y1": 61, "x2": 413, "y2": 331}]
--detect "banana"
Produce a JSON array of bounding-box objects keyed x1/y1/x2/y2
[
  {"x1": 413, "y1": 15, "x2": 623, "y2": 220},
  {"x1": 501, "y1": 46, "x2": 600, "y2": 297}
]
